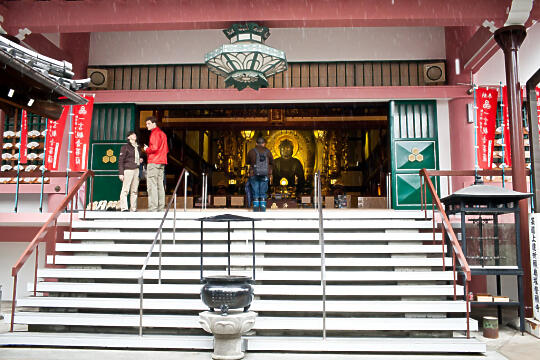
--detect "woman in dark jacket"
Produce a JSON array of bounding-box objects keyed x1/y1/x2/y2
[{"x1": 118, "y1": 131, "x2": 143, "y2": 211}]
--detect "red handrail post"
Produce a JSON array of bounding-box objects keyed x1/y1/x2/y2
[
  {"x1": 420, "y1": 175, "x2": 425, "y2": 215},
  {"x1": 34, "y1": 246, "x2": 38, "y2": 296},
  {"x1": 90, "y1": 175, "x2": 94, "y2": 208},
  {"x1": 466, "y1": 279, "x2": 470, "y2": 339},
  {"x1": 53, "y1": 219, "x2": 58, "y2": 265},
  {"x1": 453, "y1": 249, "x2": 457, "y2": 300},
  {"x1": 83, "y1": 176, "x2": 88, "y2": 218},
  {"x1": 10, "y1": 274, "x2": 17, "y2": 332},
  {"x1": 424, "y1": 176, "x2": 428, "y2": 219},
  {"x1": 432, "y1": 200, "x2": 435, "y2": 244},
  {"x1": 69, "y1": 198, "x2": 74, "y2": 243},
  {"x1": 441, "y1": 222, "x2": 446, "y2": 269}
]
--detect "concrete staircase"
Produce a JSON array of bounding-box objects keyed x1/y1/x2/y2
[{"x1": 1, "y1": 209, "x2": 485, "y2": 354}]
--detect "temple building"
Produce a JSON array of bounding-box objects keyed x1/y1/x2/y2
[{"x1": 0, "y1": 0, "x2": 540, "y2": 355}]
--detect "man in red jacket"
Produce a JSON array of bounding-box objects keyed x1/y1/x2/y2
[{"x1": 143, "y1": 116, "x2": 169, "y2": 212}]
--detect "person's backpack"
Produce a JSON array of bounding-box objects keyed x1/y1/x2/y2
[{"x1": 253, "y1": 148, "x2": 269, "y2": 176}]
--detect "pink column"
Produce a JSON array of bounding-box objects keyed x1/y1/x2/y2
[
  {"x1": 445, "y1": 27, "x2": 476, "y2": 191},
  {"x1": 445, "y1": 27, "x2": 486, "y2": 295}
]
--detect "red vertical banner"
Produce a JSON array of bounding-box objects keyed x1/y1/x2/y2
[
  {"x1": 44, "y1": 107, "x2": 68, "y2": 171},
  {"x1": 536, "y1": 86, "x2": 540, "y2": 144},
  {"x1": 502, "y1": 86, "x2": 512, "y2": 167},
  {"x1": 19, "y1": 110, "x2": 28, "y2": 164},
  {"x1": 69, "y1": 95, "x2": 94, "y2": 172},
  {"x1": 476, "y1": 87, "x2": 498, "y2": 170}
]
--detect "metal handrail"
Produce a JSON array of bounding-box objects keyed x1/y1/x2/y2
[
  {"x1": 419, "y1": 168, "x2": 471, "y2": 338},
  {"x1": 201, "y1": 173, "x2": 208, "y2": 210},
  {"x1": 315, "y1": 171, "x2": 327, "y2": 339},
  {"x1": 10, "y1": 170, "x2": 94, "y2": 332},
  {"x1": 139, "y1": 168, "x2": 187, "y2": 336}
]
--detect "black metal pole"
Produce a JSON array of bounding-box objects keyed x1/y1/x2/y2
[
  {"x1": 252, "y1": 220, "x2": 256, "y2": 280},
  {"x1": 479, "y1": 215, "x2": 484, "y2": 268},
  {"x1": 200, "y1": 220, "x2": 204, "y2": 282},
  {"x1": 494, "y1": 25, "x2": 532, "y2": 317},
  {"x1": 228, "y1": 221, "x2": 231, "y2": 276}
]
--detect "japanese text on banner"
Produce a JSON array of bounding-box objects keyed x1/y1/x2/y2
[
  {"x1": 502, "y1": 86, "x2": 512, "y2": 167},
  {"x1": 69, "y1": 95, "x2": 94, "y2": 172},
  {"x1": 44, "y1": 107, "x2": 68, "y2": 171},
  {"x1": 19, "y1": 110, "x2": 28, "y2": 164},
  {"x1": 476, "y1": 88, "x2": 498, "y2": 170},
  {"x1": 535, "y1": 87, "x2": 540, "y2": 143}
]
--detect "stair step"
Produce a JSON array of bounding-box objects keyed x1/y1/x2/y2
[
  {"x1": 72, "y1": 219, "x2": 434, "y2": 230},
  {"x1": 55, "y1": 243, "x2": 446, "y2": 254},
  {"x1": 48, "y1": 255, "x2": 451, "y2": 267},
  {"x1": 0, "y1": 332, "x2": 485, "y2": 353},
  {"x1": 246, "y1": 336, "x2": 486, "y2": 353},
  {"x1": 29, "y1": 282, "x2": 465, "y2": 296},
  {"x1": 65, "y1": 231, "x2": 441, "y2": 242},
  {"x1": 80, "y1": 209, "x2": 431, "y2": 221},
  {"x1": 37, "y1": 268, "x2": 456, "y2": 281},
  {"x1": 12, "y1": 209, "x2": 476, "y2": 355},
  {"x1": 17, "y1": 297, "x2": 468, "y2": 313},
  {"x1": 8, "y1": 313, "x2": 478, "y2": 331}
]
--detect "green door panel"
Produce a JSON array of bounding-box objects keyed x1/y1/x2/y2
[
  {"x1": 395, "y1": 141, "x2": 436, "y2": 171},
  {"x1": 90, "y1": 143, "x2": 124, "y2": 172},
  {"x1": 88, "y1": 104, "x2": 136, "y2": 203},
  {"x1": 394, "y1": 174, "x2": 437, "y2": 208},
  {"x1": 390, "y1": 100, "x2": 439, "y2": 210},
  {"x1": 91, "y1": 175, "x2": 123, "y2": 202}
]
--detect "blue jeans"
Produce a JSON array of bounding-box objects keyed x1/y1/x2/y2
[{"x1": 249, "y1": 175, "x2": 268, "y2": 201}]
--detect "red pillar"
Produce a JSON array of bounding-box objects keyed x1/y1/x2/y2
[
  {"x1": 445, "y1": 27, "x2": 476, "y2": 191},
  {"x1": 494, "y1": 25, "x2": 532, "y2": 318},
  {"x1": 60, "y1": 33, "x2": 90, "y2": 79}
]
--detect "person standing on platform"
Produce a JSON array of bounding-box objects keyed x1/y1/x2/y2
[
  {"x1": 143, "y1": 116, "x2": 169, "y2": 212},
  {"x1": 118, "y1": 131, "x2": 143, "y2": 212},
  {"x1": 246, "y1": 137, "x2": 273, "y2": 212}
]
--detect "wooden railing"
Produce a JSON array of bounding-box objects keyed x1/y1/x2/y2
[
  {"x1": 100, "y1": 60, "x2": 445, "y2": 91},
  {"x1": 419, "y1": 169, "x2": 471, "y2": 338},
  {"x1": 10, "y1": 170, "x2": 94, "y2": 332}
]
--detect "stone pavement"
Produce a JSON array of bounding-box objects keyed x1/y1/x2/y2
[
  {"x1": 1, "y1": 299, "x2": 539, "y2": 360},
  {"x1": 0, "y1": 326, "x2": 538, "y2": 360}
]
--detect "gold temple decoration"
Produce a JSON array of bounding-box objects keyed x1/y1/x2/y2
[
  {"x1": 408, "y1": 148, "x2": 424, "y2": 162},
  {"x1": 267, "y1": 130, "x2": 308, "y2": 171},
  {"x1": 240, "y1": 130, "x2": 254, "y2": 140},
  {"x1": 102, "y1": 149, "x2": 116, "y2": 164},
  {"x1": 313, "y1": 130, "x2": 326, "y2": 140}
]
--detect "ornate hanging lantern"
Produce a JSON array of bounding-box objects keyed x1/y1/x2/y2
[
  {"x1": 204, "y1": 23, "x2": 287, "y2": 91},
  {"x1": 240, "y1": 130, "x2": 255, "y2": 140}
]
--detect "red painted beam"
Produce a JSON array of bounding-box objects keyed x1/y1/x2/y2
[
  {"x1": 22, "y1": 33, "x2": 71, "y2": 62},
  {"x1": 60, "y1": 33, "x2": 90, "y2": 78},
  {"x1": 89, "y1": 86, "x2": 471, "y2": 105},
  {"x1": 460, "y1": 26, "x2": 500, "y2": 73},
  {"x1": 3, "y1": 0, "x2": 513, "y2": 33},
  {"x1": 453, "y1": 0, "x2": 539, "y2": 74}
]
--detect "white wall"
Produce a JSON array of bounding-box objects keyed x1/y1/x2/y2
[
  {"x1": 0, "y1": 194, "x2": 48, "y2": 213},
  {"x1": 437, "y1": 100, "x2": 452, "y2": 198},
  {"x1": 476, "y1": 23, "x2": 540, "y2": 86},
  {"x1": 89, "y1": 27, "x2": 446, "y2": 66},
  {"x1": 0, "y1": 242, "x2": 46, "y2": 302}
]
